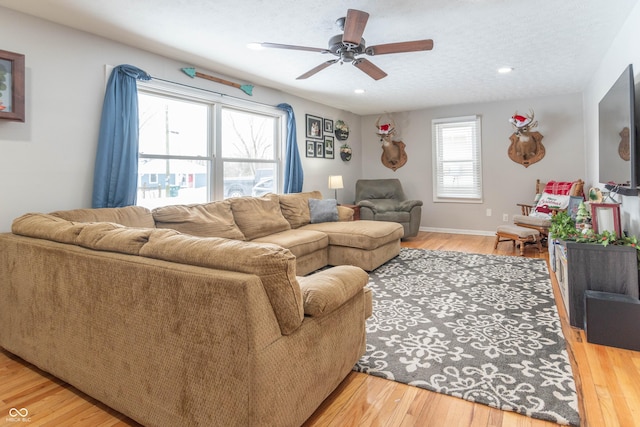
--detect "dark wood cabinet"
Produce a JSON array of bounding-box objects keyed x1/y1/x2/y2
[{"x1": 554, "y1": 240, "x2": 639, "y2": 328}]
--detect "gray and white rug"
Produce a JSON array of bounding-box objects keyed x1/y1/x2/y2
[{"x1": 354, "y1": 248, "x2": 579, "y2": 426}]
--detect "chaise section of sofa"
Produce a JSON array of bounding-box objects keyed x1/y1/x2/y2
[
  {"x1": 149, "y1": 191, "x2": 404, "y2": 274},
  {"x1": 0, "y1": 212, "x2": 371, "y2": 427}
]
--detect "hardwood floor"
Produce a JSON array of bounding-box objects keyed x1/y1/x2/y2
[{"x1": 1, "y1": 232, "x2": 639, "y2": 426}]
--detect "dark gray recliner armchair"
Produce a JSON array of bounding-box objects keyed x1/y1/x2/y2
[{"x1": 355, "y1": 179, "x2": 423, "y2": 238}]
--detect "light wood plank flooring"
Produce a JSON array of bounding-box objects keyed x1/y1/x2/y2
[{"x1": 1, "y1": 232, "x2": 639, "y2": 426}]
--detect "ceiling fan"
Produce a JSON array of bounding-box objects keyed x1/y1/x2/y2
[{"x1": 257, "y1": 9, "x2": 434, "y2": 80}]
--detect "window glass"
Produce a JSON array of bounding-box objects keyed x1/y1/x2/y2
[
  {"x1": 432, "y1": 116, "x2": 482, "y2": 202},
  {"x1": 138, "y1": 93, "x2": 208, "y2": 156},
  {"x1": 135, "y1": 84, "x2": 282, "y2": 209}
]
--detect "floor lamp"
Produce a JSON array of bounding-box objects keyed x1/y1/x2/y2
[{"x1": 328, "y1": 175, "x2": 343, "y2": 201}]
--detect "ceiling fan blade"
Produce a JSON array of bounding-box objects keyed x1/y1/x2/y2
[
  {"x1": 259, "y1": 42, "x2": 329, "y2": 53},
  {"x1": 342, "y1": 9, "x2": 369, "y2": 46},
  {"x1": 353, "y1": 58, "x2": 387, "y2": 80},
  {"x1": 296, "y1": 60, "x2": 339, "y2": 80},
  {"x1": 366, "y1": 39, "x2": 434, "y2": 56}
]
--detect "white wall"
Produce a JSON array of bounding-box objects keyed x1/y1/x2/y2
[
  {"x1": 584, "y1": 1, "x2": 640, "y2": 236},
  {"x1": 0, "y1": 7, "x2": 361, "y2": 232},
  {"x1": 361, "y1": 93, "x2": 585, "y2": 235}
]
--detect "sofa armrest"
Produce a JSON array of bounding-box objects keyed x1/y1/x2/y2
[
  {"x1": 297, "y1": 265, "x2": 368, "y2": 316},
  {"x1": 337, "y1": 206, "x2": 354, "y2": 221}
]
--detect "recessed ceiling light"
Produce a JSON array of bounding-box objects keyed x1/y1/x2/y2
[
  {"x1": 246, "y1": 42, "x2": 264, "y2": 50},
  {"x1": 498, "y1": 67, "x2": 513, "y2": 74},
  {"x1": 354, "y1": 89, "x2": 365, "y2": 94}
]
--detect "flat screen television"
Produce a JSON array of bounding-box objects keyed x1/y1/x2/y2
[{"x1": 598, "y1": 64, "x2": 638, "y2": 196}]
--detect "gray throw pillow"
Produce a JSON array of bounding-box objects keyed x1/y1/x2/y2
[{"x1": 309, "y1": 198, "x2": 339, "y2": 223}]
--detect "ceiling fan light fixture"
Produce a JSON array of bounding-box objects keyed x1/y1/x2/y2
[
  {"x1": 354, "y1": 89, "x2": 365, "y2": 94},
  {"x1": 246, "y1": 42, "x2": 264, "y2": 50},
  {"x1": 498, "y1": 67, "x2": 514, "y2": 74},
  {"x1": 259, "y1": 9, "x2": 433, "y2": 80}
]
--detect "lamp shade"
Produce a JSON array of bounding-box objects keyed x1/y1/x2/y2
[{"x1": 328, "y1": 175, "x2": 344, "y2": 190}]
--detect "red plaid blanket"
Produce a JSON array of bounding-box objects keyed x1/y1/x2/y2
[{"x1": 543, "y1": 181, "x2": 574, "y2": 195}]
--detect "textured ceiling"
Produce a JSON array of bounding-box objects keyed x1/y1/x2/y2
[{"x1": 1, "y1": 0, "x2": 638, "y2": 115}]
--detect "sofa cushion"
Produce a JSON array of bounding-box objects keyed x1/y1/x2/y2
[
  {"x1": 50, "y1": 206, "x2": 155, "y2": 228},
  {"x1": 278, "y1": 191, "x2": 323, "y2": 228},
  {"x1": 252, "y1": 229, "x2": 328, "y2": 258},
  {"x1": 301, "y1": 220, "x2": 404, "y2": 250},
  {"x1": 309, "y1": 198, "x2": 339, "y2": 223},
  {"x1": 230, "y1": 194, "x2": 291, "y2": 240},
  {"x1": 152, "y1": 201, "x2": 246, "y2": 240},
  {"x1": 76, "y1": 222, "x2": 157, "y2": 255},
  {"x1": 297, "y1": 265, "x2": 369, "y2": 316},
  {"x1": 12, "y1": 213, "x2": 85, "y2": 244}
]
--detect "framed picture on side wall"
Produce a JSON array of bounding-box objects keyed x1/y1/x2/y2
[
  {"x1": 324, "y1": 118, "x2": 334, "y2": 134},
  {"x1": 324, "y1": 136, "x2": 334, "y2": 159},
  {"x1": 306, "y1": 114, "x2": 323, "y2": 139},
  {"x1": 0, "y1": 49, "x2": 25, "y2": 122},
  {"x1": 315, "y1": 140, "x2": 324, "y2": 158},
  {"x1": 305, "y1": 140, "x2": 315, "y2": 157}
]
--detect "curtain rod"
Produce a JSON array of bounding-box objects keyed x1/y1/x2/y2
[{"x1": 150, "y1": 76, "x2": 279, "y2": 109}]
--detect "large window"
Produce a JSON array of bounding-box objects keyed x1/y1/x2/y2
[
  {"x1": 136, "y1": 82, "x2": 283, "y2": 209},
  {"x1": 432, "y1": 115, "x2": 482, "y2": 202}
]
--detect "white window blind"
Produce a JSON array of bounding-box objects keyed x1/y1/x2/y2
[{"x1": 432, "y1": 115, "x2": 482, "y2": 202}]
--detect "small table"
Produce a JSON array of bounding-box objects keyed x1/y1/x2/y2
[{"x1": 339, "y1": 204, "x2": 360, "y2": 221}]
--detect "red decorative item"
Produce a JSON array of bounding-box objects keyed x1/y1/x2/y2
[{"x1": 590, "y1": 203, "x2": 622, "y2": 238}]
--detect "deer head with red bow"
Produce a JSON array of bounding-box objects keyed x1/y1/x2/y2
[{"x1": 375, "y1": 115, "x2": 407, "y2": 171}]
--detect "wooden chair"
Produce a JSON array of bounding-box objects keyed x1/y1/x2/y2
[{"x1": 514, "y1": 179, "x2": 584, "y2": 243}]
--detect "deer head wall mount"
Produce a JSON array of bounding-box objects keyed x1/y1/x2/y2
[
  {"x1": 507, "y1": 109, "x2": 545, "y2": 168},
  {"x1": 375, "y1": 115, "x2": 407, "y2": 171}
]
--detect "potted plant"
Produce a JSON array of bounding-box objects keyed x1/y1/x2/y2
[{"x1": 550, "y1": 210, "x2": 640, "y2": 264}]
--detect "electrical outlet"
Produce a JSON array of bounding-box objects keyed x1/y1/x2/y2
[
  {"x1": 503, "y1": 213, "x2": 509, "y2": 222},
  {"x1": 486, "y1": 208, "x2": 492, "y2": 217}
]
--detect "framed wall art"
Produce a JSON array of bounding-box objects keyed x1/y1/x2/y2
[
  {"x1": 305, "y1": 140, "x2": 316, "y2": 158},
  {"x1": 306, "y1": 114, "x2": 323, "y2": 139},
  {"x1": 324, "y1": 136, "x2": 334, "y2": 159},
  {"x1": 590, "y1": 203, "x2": 621, "y2": 238},
  {"x1": 315, "y1": 140, "x2": 324, "y2": 158},
  {"x1": 0, "y1": 49, "x2": 25, "y2": 122},
  {"x1": 324, "y1": 118, "x2": 334, "y2": 134}
]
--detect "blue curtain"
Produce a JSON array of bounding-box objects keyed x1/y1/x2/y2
[
  {"x1": 277, "y1": 103, "x2": 304, "y2": 193},
  {"x1": 92, "y1": 65, "x2": 151, "y2": 208}
]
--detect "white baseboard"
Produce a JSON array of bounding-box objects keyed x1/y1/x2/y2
[{"x1": 419, "y1": 226, "x2": 496, "y2": 237}]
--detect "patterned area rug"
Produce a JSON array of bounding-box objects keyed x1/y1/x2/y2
[{"x1": 354, "y1": 248, "x2": 579, "y2": 426}]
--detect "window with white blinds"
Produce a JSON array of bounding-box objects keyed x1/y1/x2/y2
[{"x1": 432, "y1": 115, "x2": 482, "y2": 202}]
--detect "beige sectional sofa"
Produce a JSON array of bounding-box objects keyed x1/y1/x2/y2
[{"x1": 0, "y1": 191, "x2": 404, "y2": 426}]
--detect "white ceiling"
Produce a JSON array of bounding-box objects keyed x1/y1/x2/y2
[{"x1": 1, "y1": 0, "x2": 638, "y2": 115}]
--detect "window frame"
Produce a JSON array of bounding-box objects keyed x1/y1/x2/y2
[
  {"x1": 136, "y1": 79, "x2": 285, "y2": 204},
  {"x1": 432, "y1": 115, "x2": 483, "y2": 203}
]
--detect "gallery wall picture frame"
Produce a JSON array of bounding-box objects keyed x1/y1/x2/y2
[
  {"x1": 324, "y1": 118, "x2": 334, "y2": 134},
  {"x1": 306, "y1": 114, "x2": 323, "y2": 139},
  {"x1": 315, "y1": 140, "x2": 324, "y2": 158},
  {"x1": 590, "y1": 203, "x2": 622, "y2": 238},
  {"x1": 305, "y1": 140, "x2": 316, "y2": 157},
  {"x1": 324, "y1": 136, "x2": 335, "y2": 159},
  {"x1": 0, "y1": 49, "x2": 25, "y2": 122}
]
